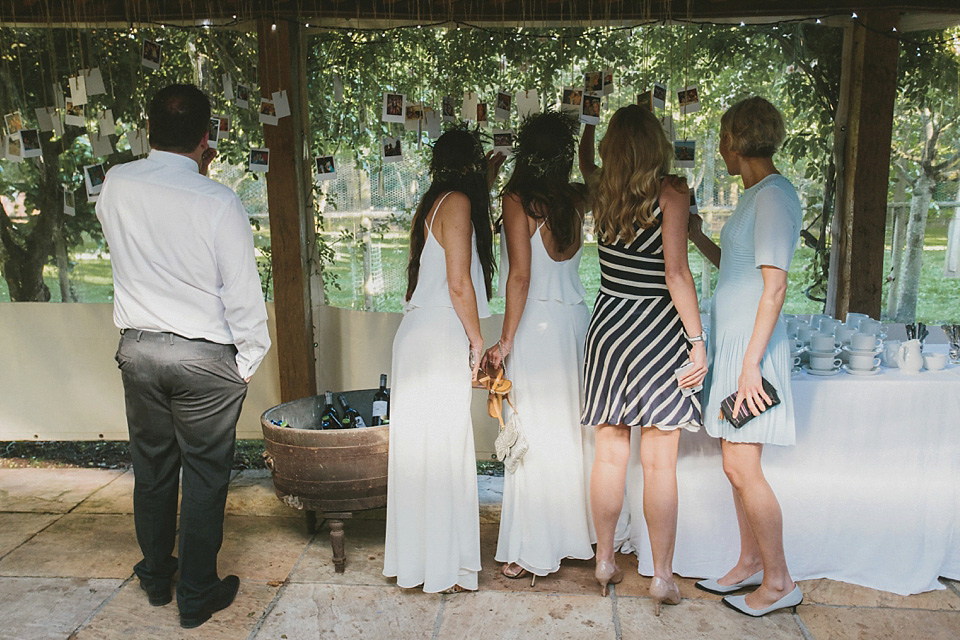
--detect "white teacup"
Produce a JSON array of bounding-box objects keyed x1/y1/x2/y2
[
  {"x1": 848, "y1": 352, "x2": 881, "y2": 370},
  {"x1": 809, "y1": 353, "x2": 842, "y2": 370},
  {"x1": 850, "y1": 332, "x2": 882, "y2": 351},
  {"x1": 835, "y1": 324, "x2": 857, "y2": 344},
  {"x1": 845, "y1": 312, "x2": 869, "y2": 328},
  {"x1": 859, "y1": 319, "x2": 882, "y2": 335},
  {"x1": 818, "y1": 318, "x2": 842, "y2": 335},
  {"x1": 797, "y1": 324, "x2": 817, "y2": 343},
  {"x1": 792, "y1": 355, "x2": 802, "y2": 368},
  {"x1": 923, "y1": 352, "x2": 947, "y2": 371},
  {"x1": 882, "y1": 340, "x2": 901, "y2": 367},
  {"x1": 810, "y1": 332, "x2": 839, "y2": 353},
  {"x1": 785, "y1": 318, "x2": 807, "y2": 336}
]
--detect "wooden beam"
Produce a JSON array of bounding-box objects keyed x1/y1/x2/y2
[
  {"x1": 258, "y1": 18, "x2": 318, "y2": 402},
  {"x1": 825, "y1": 10, "x2": 900, "y2": 320}
]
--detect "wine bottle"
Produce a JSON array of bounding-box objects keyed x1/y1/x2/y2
[
  {"x1": 371, "y1": 374, "x2": 390, "y2": 425},
  {"x1": 338, "y1": 393, "x2": 366, "y2": 428},
  {"x1": 320, "y1": 390, "x2": 343, "y2": 430}
]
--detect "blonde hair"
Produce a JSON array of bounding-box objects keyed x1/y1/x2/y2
[
  {"x1": 592, "y1": 105, "x2": 673, "y2": 244},
  {"x1": 720, "y1": 96, "x2": 786, "y2": 158}
]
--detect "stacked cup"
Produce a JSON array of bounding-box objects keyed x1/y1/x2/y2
[
  {"x1": 843, "y1": 330, "x2": 883, "y2": 375},
  {"x1": 806, "y1": 330, "x2": 842, "y2": 375}
]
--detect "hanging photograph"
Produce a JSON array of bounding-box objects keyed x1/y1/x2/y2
[
  {"x1": 315, "y1": 155, "x2": 336, "y2": 181},
  {"x1": 259, "y1": 99, "x2": 278, "y2": 126},
  {"x1": 68, "y1": 75, "x2": 87, "y2": 106},
  {"x1": 461, "y1": 91, "x2": 478, "y2": 122},
  {"x1": 492, "y1": 129, "x2": 514, "y2": 156},
  {"x1": 382, "y1": 92, "x2": 405, "y2": 124},
  {"x1": 6, "y1": 134, "x2": 23, "y2": 162},
  {"x1": 652, "y1": 82, "x2": 667, "y2": 109},
  {"x1": 89, "y1": 130, "x2": 113, "y2": 157},
  {"x1": 580, "y1": 92, "x2": 602, "y2": 125},
  {"x1": 637, "y1": 91, "x2": 654, "y2": 111},
  {"x1": 52, "y1": 83, "x2": 65, "y2": 110},
  {"x1": 674, "y1": 140, "x2": 696, "y2": 169},
  {"x1": 584, "y1": 71, "x2": 603, "y2": 93},
  {"x1": 222, "y1": 73, "x2": 234, "y2": 100},
  {"x1": 83, "y1": 163, "x2": 106, "y2": 195},
  {"x1": 51, "y1": 113, "x2": 64, "y2": 137},
  {"x1": 216, "y1": 114, "x2": 230, "y2": 141},
  {"x1": 207, "y1": 116, "x2": 221, "y2": 149},
  {"x1": 515, "y1": 89, "x2": 539, "y2": 119},
  {"x1": 249, "y1": 148, "x2": 270, "y2": 173},
  {"x1": 64, "y1": 189, "x2": 75, "y2": 216},
  {"x1": 35, "y1": 107, "x2": 56, "y2": 132},
  {"x1": 424, "y1": 108, "x2": 442, "y2": 139},
  {"x1": 96, "y1": 108, "x2": 115, "y2": 132},
  {"x1": 603, "y1": 67, "x2": 615, "y2": 96},
  {"x1": 125, "y1": 128, "x2": 148, "y2": 156},
  {"x1": 142, "y1": 39, "x2": 162, "y2": 70},
  {"x1": 476, "y1": 102, "x2": 489, "y2": 127},
  {"x1": 19, "y1": 129, "x2": 41, "y2": 158},
  {"x1": 83, "y1": 67, "x2": 106, "y2": 96},
  {"x1": 63, "y1": 101, "x2": 85, "y2": 127},
  {"x1": 382, "y1": 136, "x2": 403, "y2": 163},
  {"x1": 441, "y1": 96, "x2": 456, "y2": 122},
  {"x1": 678, "y1": 85, "x2": 701, "y2": 114},
  {"x1": 560, "y1": 87, "x2": 582, "y2": 116},
  {"x1": 236, "y1": 84, "x2": 250, "y2": 109},
  {"x1": 404, "y1": 103, "x2": 424, "y2": 132},
  {"x1": 4, "y1": 111, "x2": 24, "y2": 135},
  {"x1": 272, "y1": 90, "x2": 291, "y2": 118},
  {"x1": 495, "y1": 91, "x2": 512, "y2": 121}
]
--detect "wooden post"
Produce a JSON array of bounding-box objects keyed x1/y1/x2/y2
[
  {"x1": 826, "y1": 11, "x2": 900, "y2": 320},
  {"x1": 258, "y1": 19, "x2": 318, "y2": 401}
]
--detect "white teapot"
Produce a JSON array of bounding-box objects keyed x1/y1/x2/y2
[{"x1": 897, "y1": 339, "x2": 924, "y2": 374}]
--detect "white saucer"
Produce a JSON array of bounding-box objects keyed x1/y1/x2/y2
[
  {"x1": 842, "y1": 344, "x2": 883, "y2": 355},
  {"x1": 807, "y1": 347, "x2": 841, "y2": 357},
  {"x1": 805, "y1": 365, "x2": 841, "y2": 376},
  {"x1": 842, "y1": 364, "x2": 881, "y2": 376}
]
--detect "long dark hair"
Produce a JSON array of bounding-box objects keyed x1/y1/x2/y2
[
  {"x1": 501, "y1": 111, "x2": 582, "y2": 252},
  {"x1": 405, "y1": 128, "x2": 494, "y2": 301}
]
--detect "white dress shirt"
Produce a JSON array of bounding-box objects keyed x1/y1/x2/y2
[{"x1": 96, "y1": 150, "x2": 271, "y2": 379}]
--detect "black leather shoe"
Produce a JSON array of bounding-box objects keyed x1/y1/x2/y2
[
  {"x1": 179, "y1": 575, "x2": 240, "y2": 629},
  {"x1": 139, "y1": 580, "x2": 172, "y2": 607}
]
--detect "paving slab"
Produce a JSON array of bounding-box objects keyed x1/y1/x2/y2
[
  {"x1": 437, "y1": 590, "x2": 617, "y2": 639},
  {"x1": 0, "y1": 513, "x2": 139, "y2": 578},
  {"x1": 253, "y1": 583, "x2": 442, "y2": 639},
  {"x1": 0, "y1": 468, "x2": 123, "y2": 513},
  {"x1": 617, "y1": 595, "x2": 805, "y2": 639},
  {"x1": 290, "y1": 519, "x2": 392, "y2": 587},
  {"x1": 478, "y1": 474, "x2": 503, "y2": 524},
  {"x1": 0, "y1": 576, "x2": 122, "y2": 640},
  {"x1": 797, "y1": 604, "x2": 960, "y2": 640},
  {"x1": 225, "y1": 469, "x2": 295, "y2": 518},
  {"x1": 797, "y1": 578, "x2": 960, "y2": 610},
  {"x1": 73, "y1": 577, "x2": 277, "y2": 640},
  {"x1": 217, "y1": 515, "x2": 312, "y2": 583},
  {"x1": 0, "y1": 512, "x2": 61, "y2": 557},
  {"x1": 73, "y1": 469, "x2": 134, "y2": 514}
]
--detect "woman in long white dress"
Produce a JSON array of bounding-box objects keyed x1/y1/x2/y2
[
  {"x1": 482, "y1": 112, "x2": 594, "y2": 581},
  {"x1": 383, "y1": 129, "x2": 501, "y2": 593}
]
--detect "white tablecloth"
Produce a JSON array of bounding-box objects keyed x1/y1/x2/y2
[{"x1": 617, "y1": 346, "x2": 960, "y2": 595}]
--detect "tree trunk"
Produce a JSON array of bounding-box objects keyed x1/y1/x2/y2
[
  {"x1": 894, "y1": 173, "x2": 935, "y2": 322},
  {"x1": 944, "y1": 181, "x2": 960, "y2": 278},
  {"x1": 885, "y1": 176, "x2": 909, "y2": 318},
  {"x1": 54, "y1": 226, "x2": 72, "y2": 302}
]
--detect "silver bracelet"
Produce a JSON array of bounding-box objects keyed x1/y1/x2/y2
[{"x1": 686, "y1": 332, "x2": 706, "y2": 344}]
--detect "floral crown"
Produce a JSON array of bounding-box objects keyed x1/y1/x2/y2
[{"x1": 511, "y1": 111, "x2": 578, "y2": 178}]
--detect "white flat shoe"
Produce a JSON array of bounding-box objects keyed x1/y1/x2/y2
[
  {"x1": 722, "y1": 585, "x2": 803, "y2": 617},
  {"x1": 695, "y1": 570, "x2": 763, "y2": 594}
]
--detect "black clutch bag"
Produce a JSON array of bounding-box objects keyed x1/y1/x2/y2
[{"x1": 719, "y1": 378, "x2": 781, "y2": 429}]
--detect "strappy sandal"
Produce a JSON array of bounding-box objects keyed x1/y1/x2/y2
[
  {"x1": 502, "y1": 563, "x2": 537, "y2": 586},
  {"x1": 439, "y1": 584, "x2": 472, "y2": 594}
]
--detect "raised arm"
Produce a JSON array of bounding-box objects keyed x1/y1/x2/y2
[
  {"x1": 578, "y1": 123, "x2": 599, "y2": 183},
  {"x1": 688, "y1": 212, "x2": 721, "y2": 268},
  {"x1": 660, "y1": 177, "x2": 707, "y2": 388},
  {"x1": 434, "y1": 191, "x2": 485, "y2": 380}
]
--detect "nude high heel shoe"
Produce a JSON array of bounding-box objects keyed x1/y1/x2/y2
[
  {"x1": 595, "y1": 560, "x2": 623, "y2": 597},
  {"x1": 649, "y1": 577, "x2": 682, "y2": 616}
]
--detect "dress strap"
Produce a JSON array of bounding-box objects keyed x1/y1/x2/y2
[{"x1": 427, "y1": 191, "x2": 454, "y2": 232}]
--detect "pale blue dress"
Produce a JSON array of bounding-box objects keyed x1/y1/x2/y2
[{"x1": 703, "y1": 174, "x2": 802, "y2": 446}]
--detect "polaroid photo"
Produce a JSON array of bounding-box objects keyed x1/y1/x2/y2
[
  {"x1": 222, "y1": 74, "x2": 234, "y2": 100},
  {"x1": 96, "y1": 108, "x2": 115, "y2": 132},
  {"x1": 259, "y1": 99, "x2": 278, "y2": 126},
  {"x1": 315, "y1": 155, "x2": 336, "y2": 181},
  {"x1": 382, "y1": 136, "x2": 402, "y2": 163},
  {"x1": 515, "y1": 89, "x2": 539, "y2": 119},
  {"x1": 333, "y1": 75, "x2": 343, "y2": 103},
  {"x1": 52, "y1": 83, "x2": 65, "y2": 110},
  {"x1": 235, "y1": 84, "x2": 250, "y2": 109},
  {"x1": 560, "y1": 87, "x2": 582, "y2": 116},
  {"x1": 125, "y1": 128, "x2": 148, "y2": 156},
  {"x1": 5, "y1": 111, "x2": 24, "y2": 135},
  {"x1": 142, "y1": 39, "x2": 161, "y2": 70},
  {"x1": 674, "y1": 140, "x2": 696, "y2": 169},
  {"x1": 272, "y1": 90, "x2": 291, "y2": 118},
  {"x1": 660, "y1": 114, "x2": 675, "y2": 143},
  {"x1": 35, "y1": 107, "x2": 56, "y2": 132},
  {"x1": 492, "y1": 129, "x2": 514, "y2": 156},
  {"x1": 83, "y1": 67, "x2": 106, "y2": 96},
  {"x1": 208, "y1": 117, "x2": 221, "y2": 149},
  {"x1": 68, "y1": 75, "x2": 87, "y2": 107},
  {"x1": 64, "y1": 101, "x2": 85, "y2": 127},
  {"x1": 442, "y1": 96, "x2": 456, "y2": 122},
  {"x1": 495, "y1": 91, "x2": 512, "y2": 121},
  {"x1": 64, "y1": 189, "x2": 75, "y2": 216},
  {"x1": 5, "y1": 134, "x2": 23, "y2": 162},
  {"x1": 637, "y1": 91, "x2": 654, "y2": 111},
  {"x1": 424, "y1": 108, "x2": 442, "y2": 140},
  {"x1": 83, "y1": 163, "x2": 106, "y2": 195},
  {"x1": 584, "y1": 71, "x2": 604, "y2": 93},
  {"x1": 249, "y1": 148, "x2": 270, "y2": 173},
  {"x1": 603, "y1": 67, "x2": 615, "y2": 96},
  {"x1": 476, "y1": 102, "x2": 489, "y2": 127},
  {"x1": 89, "y1": 130, "x2": 114, "y2": 157},
  {"x1": 19, "y1": 129, "x2": 41, "y2": 157},
  {"x1": 461, "y1": 91, "x2": 478, "y2": 122},
  {"x1": 678, "y1": 85, "x2": 701, "y2": 114},
  {"x1": 579, "y1": 92, "x2": 602, "y2": 125},
  {"x1": 404, "y1": 103, "x2": 424, "y2": 132},
  {"x1": 382, "y1": 92, "x2": 405, "y2": 124},
  {"x1": 216, "y1": 114, "x2": 230, "y2": 141},
  {"x1": 689, "y1": 191, "x2": 699, "y2": 216},
  {"x1": 51, "y1": 113, "x2": 64, "y2": 137},
  {"x1": 652, "y1": 83, "x2": 667, "y2": 109}
]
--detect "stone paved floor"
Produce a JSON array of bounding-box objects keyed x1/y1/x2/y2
[{"x1": 1, "y1": 468, "x2": 958, "y2": 639}]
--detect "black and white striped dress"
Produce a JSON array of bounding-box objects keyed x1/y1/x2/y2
[{"x1": 581, "y1": 207, "x2": 702, "y2": 430}]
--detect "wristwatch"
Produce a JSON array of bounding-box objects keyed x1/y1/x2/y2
[{"x1": 685, "y1": 332, "x2": 706, "y2": 344}]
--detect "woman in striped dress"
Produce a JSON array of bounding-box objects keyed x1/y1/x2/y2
[{"x1": 579, "y1": 105, "x2": 706, "y2": 615}]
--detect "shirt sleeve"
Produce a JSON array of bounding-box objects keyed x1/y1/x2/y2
[
  {"x1": 753, "y1": 185, "x2": 800, "y2": 271},
  {"x1": 213, "y1": 196, "x2": 271, "y2": 379}
]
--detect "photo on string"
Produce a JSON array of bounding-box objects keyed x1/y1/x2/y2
[
  {"x1": 249, "y1": 148, "x2": 271, "y2": 173},
  {"x1": 142, "y1": 39, "x2": 161, "y2": 70},
  {"x1": 678, "y1": 85, "x2": 701, "y2": 114},
  {"x1": 63, "y1": 101, "x2": 85, "y2": 127},
  {"x1": 461, "y1": 91, "x2": 478, "y2": 121},
  {"x1": 235, "y1": 83, "x2": 250, "y2": 109},
  {"x1": 208, "y1": 117, "x2": 221, "y2": 149},
  {"x1": 6, "y1": 133, "x2": 23, "y2": 162},
  {"x1": 495, "y1": 91, "x2": 512, "y2": 121},
  {"x1": 382, "y1": 136, "x2": 403, "y2": 163},
  {"x1": 580, "y1": 92, "x2": 602, "y2": 125},
  {"x1": 560, "y1": 87, "x2": 582, "y2": 116},
  {"x1": 19, "y1": 129, "x2": 41, "y2": 158},
  {"x1": 5, "y1": 111, "x2": 24, "y2": 135},
  {"x1": 424, "y1": 108, "x2": 442, "y2": 139},
  {"x1": 68, "y1": 75, "x2": 87, "y2": 106},
  {"x1": 83, "y1": 163, "x2": 107, "y2": 195},
  {"x1": 315, "y1": 155, "x2": 337, "y2": 181},
  {"x1": 492, "y1": 130, "x2": 514, "y2": 156},
  {"x1": 96, "y1": 108, "x2": 115, "y2": 132},
  {"x1": 442, "y1": 96, "x2": 456, "y2": 122},
  {"x1": 35, "y1": 107, "x2": 56, "y2": 133},
  {"x1": 64, "y1": 189, "x2": 75, "y2": 216},
  {"x1": 637, "y1": 91, "x2": 654, "y2": 111},
  {"x1": 584, "y1": 71, "x2": 603, "y2": 93},
  {"x1": 652, "y1": 82, "x2": 667, "y2": 109},
  {"x1": 404, "y1": 103, "x2": 424, "y2": 132},
  {"x1": 674, "y1": 140, "x2": 696, "y2": 169},
  {"x1": 603, "y1": 67, "x2": 615, "y2": 96},
  {"x1": 259, "y1": 99, "x2": 278, "y2": 126},
  {"x1": 222, "y1": 73, "x2": 234, "y2": 100},
  {"x1": 272, "y1": 90, "x2": 291, "y2": 118},
  {"x1": 515, "y1": 89, "x2": 539, "y2": 119},
  {"x1": 476, "y1": 102, "x2": 489, "y2": 126},
  {"x1": 217, "y1": 114, "x2": 230, "y2": 141},
  {"x1": 382, "y1": 92, "x2": 405, "y2": 123},
  {"x1": 83, "y1": 67, "x2": 106, "y2": 95}
]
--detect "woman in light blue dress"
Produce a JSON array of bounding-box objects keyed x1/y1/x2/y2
[{"x1": 687, "y1": 97, "x2": 803, "y2": 616}]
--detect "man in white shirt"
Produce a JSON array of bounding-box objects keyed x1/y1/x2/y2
[{"x1": 96, "y1": 84, "x2": 271, "y2": 630}]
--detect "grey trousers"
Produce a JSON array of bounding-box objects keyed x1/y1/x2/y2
[{"x1": 115, "y1": 330, "x2": 248, "y2": 615}]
